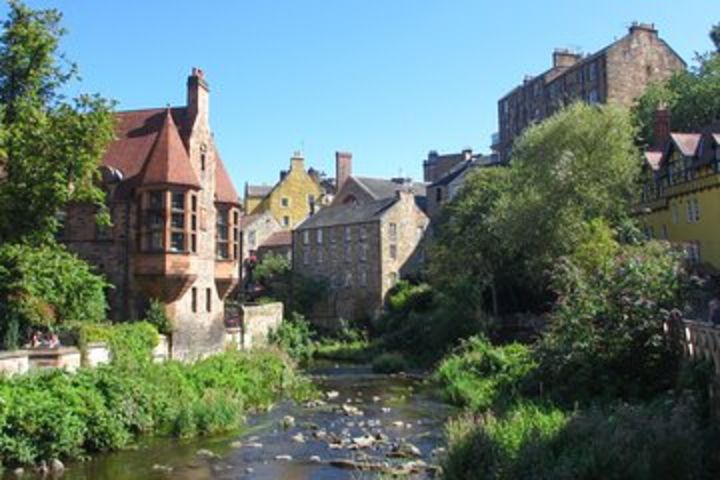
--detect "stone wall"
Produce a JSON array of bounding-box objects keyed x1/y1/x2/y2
[
  {"x1": 0, "y1": 351, "x2": 29, "y2": 376},
  {"x1": 28, "y1": 348, "x2": 81, "y2": 373},
  {"x1": 85, "y1": 342, "x2": 111, "y2": 368},
  {"x1": 238, "y1": 302, "x2": 283, "y2": 349}
]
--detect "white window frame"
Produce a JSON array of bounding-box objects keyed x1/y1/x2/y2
[
  {"x1": 317, "y1": 228, "x2": 323, "y2": 244},
  {"x1": 303, "y1": 230, "x2": 309, "y2": 245}
]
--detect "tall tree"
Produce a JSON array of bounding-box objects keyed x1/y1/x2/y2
[
  {"x1": 0, "y1": 0, "x2": 115, "y2": 244},
  {"x1": 711, "y1": 22, "x2": 720, "y2": 52}
]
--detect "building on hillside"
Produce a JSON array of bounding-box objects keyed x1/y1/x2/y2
[
  {"x1": 62, "y1": 68, "x2": 241, "y2": 360},
  {"x1": 636, "y1": 109, "x2": 720, "y2": 268},
  {"x1": 495, "y1": 22, "x2": 685, "y2": 162},
  {"x1": 332, "y1": 151, "x2": 427, "y2": 211},
  {"x1": 425, "y1": 151, "x2": 501, "y2": 218},
  {"x1": 243, "y1": 153, "x2": 328, "y2": 229},
  {"x1": 293, "y1": 190, "x2": 429, "y2": 326}
]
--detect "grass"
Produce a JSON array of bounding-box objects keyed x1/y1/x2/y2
[{"x1": 313, "y1": 339, "x2": 377, "y2": 363}]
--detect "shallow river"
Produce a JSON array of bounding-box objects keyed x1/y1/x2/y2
[{"x1": 60, "y1": 363, "x2": 455, "y2": 479}]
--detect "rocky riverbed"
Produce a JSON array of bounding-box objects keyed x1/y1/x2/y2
[{"x1": 54, "y1": 363, "x2": 454, "y2": 480}]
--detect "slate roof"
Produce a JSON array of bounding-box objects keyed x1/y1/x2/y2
[
  {"x1": 246, "y1": 185, "x2": 273, "y2": 198},
  {"x1": 429, "y1": 160, "x2": 473, "y2": 188},
  {"x1": 354, "y1": 176, "x2": 426, "y2": 199},
  {"x1": 296, "y1": 197, "x2": 397, "y2": 230}
]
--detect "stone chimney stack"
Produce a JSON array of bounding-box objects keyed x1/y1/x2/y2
[
  {"x1": 290, "y1": 151, "x2": 305, "y2": 172},
  {"x1": 629, "y1": 21, "x2": 657, "y2": 37},
  {"x1": 336, "y1": 151, "x2": 352, "y2": 191},
  {"x1": 653, "y1": 107, "x2": 671, "y2": 149},
  {"x1": 187, "y1": 67, "x2": 209, "y2": 130},
  {"x1": 552, "y1": 49, "x2": 581, "y2": 68}
]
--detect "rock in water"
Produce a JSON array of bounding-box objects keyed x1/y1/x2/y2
[
  {"x1": 291, "y1": 433, "x2": 306, "y2": 443},
  {"x1": 50, "y1": 459, "x2": 65, "y2": 473},
  {"x1": 196, "y1": 449, "x2": 218, "y2": 458},
  {"x1": 281, "y1": 415, "x2": 296, "y2": 429},
  {"x1": 325, "y1": 390, "x2": 340, "y2": 399},
  {"x1": 275, "y1": 454, "x2": 293, "y2": 461}
]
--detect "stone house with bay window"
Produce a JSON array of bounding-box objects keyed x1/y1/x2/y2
[
  {"x1": 63, "y1": 68, "x2": 241, "y2": 360},
  {"x1": 293, "y1": 190, "x2": 429, "y2": 327}
]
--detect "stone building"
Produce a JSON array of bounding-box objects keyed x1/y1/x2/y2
[
  {"x1": 63, "y1": 68, "x2": 241, "y2": 360},
  {"x1": 244, "y1": 153, "x2": 328, "y2": 229},
  {"x1": 240, "y1": 211, "x2": 282, "y2": 279},
  {"x1": 496, "y1": 22, "x2": 685, "y2": 161},
  {"x1": 425, "y1": 151, "x2": 500, "y2": 218},
  {"x1": 293, "y1": 190, "x2": 429, "y2": 326},
  {"x1": 636, "y1": 109, "x2": 720, "y2": 267}
]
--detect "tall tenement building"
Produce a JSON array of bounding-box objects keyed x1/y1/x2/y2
[
  {"x1": 495, "y1": 22, "x2": 685, "y2": 162},
  {"x1": 63, "y1": 69, "x2": 241, "y2": 360}
]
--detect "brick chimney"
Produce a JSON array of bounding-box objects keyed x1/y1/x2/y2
[
  {"x1": 187, "y1": 67, "x2": 209, "y2": 130},
  {"x1": 336, "y1": 151, "x2": 352, "y2": 191},
  {"x1": 653, "y1": 107, "x2": 671, "y2": 149},
  {"x1": 552, "y1": 49, "x2": 581, "y2": 68}
]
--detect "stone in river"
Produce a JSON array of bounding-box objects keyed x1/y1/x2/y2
[
  {"x1": 291, "y1": 433, "x2": 306, "y2": 443},
  {"x1": 275, "y1": 455, "x2": 293, "y2": 461},
  {"x1": 310, "y1": 455, "x2": 322, "y2": 463},
  {"x1": 281, "y1": 415, "x2": 296, "y2": 429},
  {"x1": 196, "y1": 449, "x2": 218, "y2": 458},
  {"x1": 50, "y1": 459, "x2": 64, "y2": 473},
  {"x1": 325, "y1": 390, "x2": 340, "y2": 399}
]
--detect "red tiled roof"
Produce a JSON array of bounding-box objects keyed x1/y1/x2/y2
[
  {"x1": 137, "y1": 109, "x2": 200, "y2": 189},
  {"x1": 260, "y1": 230, "x2": 292, "y2": 248},
  {"x1": 215, "y1": 155, "x2": 240, "y2": 205},
  {"x1": 670, "y1": 133, "x2": 701, "y2": 157},
  {"x1": 644, "y1": 150, "x2": 663, "y2": 171}
]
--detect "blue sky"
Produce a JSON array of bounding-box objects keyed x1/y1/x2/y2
[{"x1": 8, "y1": 1, "x2": 718, "y2": 191}]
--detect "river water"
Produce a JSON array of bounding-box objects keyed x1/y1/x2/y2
[{"x1": 59, "y1": 363, "x2": 455, "y2": 480}]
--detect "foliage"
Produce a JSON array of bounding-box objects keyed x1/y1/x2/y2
[
  {"x1": 531, "y1": 226, "x2": 686, "y2": 404},
  {"x1": 434, "y1": 336, "x2": 536, "y2": 411},
  {"x1": 312, "y1": 338, "x2": 376, "y2": 363},
  {"x1": 0, "y1": 349, "x2": 312, "y2": 466},
  {"x1": 443, "y1": 400, "x2": 718, "y2": 480},
  {"x1": 143, "y1": 299, "x2": 172, "y2": 335},
  {"x1": 0, "y1": 242, "x2": 107, "y2": 349},
  {"x1": 252, "y1": 253, "x2": 328, "y2": 317},
  {"x1": 269, "y1": 312, "x2": 315, "y2": 363},
  {"x1": 632, "y1": 24, "x2": 720, "y2": 145},
  {"x1": 0, "y1": 0, "x2": 116, "y2": 244},
  {"x1": 105, "y1": 322, "x2": 158, "y2": 370},
  {"x1": 371, "y1": 352, "x2": 408, "y2": 374},
  {"x1": 386, "y1": 281, "x2": 434, "y2": 315}
]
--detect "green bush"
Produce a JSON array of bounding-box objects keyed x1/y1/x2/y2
[
  {"x1": 532, "y1": 230, "x2": 687, "y2": 404},
  {"x1": 434, "y1": 335, "x2": 536, "y2": 411},
  {"x1": 269, "y1": 312, "x2": 315, "y2": 363},
  {"x1": 0, "y1": 350, "x2": 312, "y2": 466},
  {"x1": 0, "y1": 242, "x2": 108, "y2": 349},
  {"x1": 143, "y1": 299, "x2": 173, "y2": 335},
  {"x1": 372, "y1": 352, "x2": 408, "y2": 374},
  {"x1": 443, "y1": 400, "x2": 717, "y2": 480}
]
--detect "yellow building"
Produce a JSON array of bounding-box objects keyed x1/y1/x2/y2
[
  {"x1": 637, "y1": 116, "x2": 720, "y2": 268},
  {"x1": 244, "y1": 153, "x2": 324, "y2": 229}
]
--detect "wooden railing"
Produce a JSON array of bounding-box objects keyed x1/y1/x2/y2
[{"x1": 667, "y1": 318, "x2": 720, "y2": 375}]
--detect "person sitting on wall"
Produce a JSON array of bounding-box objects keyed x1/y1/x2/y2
[{"x1": 47, "y1": 332, "x2": 60, "y2": 349}]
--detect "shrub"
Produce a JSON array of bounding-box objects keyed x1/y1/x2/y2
[
  {"x1": 372, "y1": 352, "x2": 408, "y2": 374},
  {"x1": 434, "y1": 335, "x2": 536, "y2": 411},
  {"x1": 143, "y1": 299, "x2": 173, "y2": 335},
  {"x1": 269, "y1": 312, "x2": 315, "y2": 363},
  {"x1": 0, "y1": 242, "x2": 107, "y2": 349},
  {"x1": 443, "y1": 400, "x2": 717, "y2": 480},
  {"x1": 0, "y1": 350, "x2": 311, "y2": 466}
]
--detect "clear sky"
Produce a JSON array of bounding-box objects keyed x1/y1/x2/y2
[{"x1": 7, "y1": 1, "x2": 718, "y2": 192}]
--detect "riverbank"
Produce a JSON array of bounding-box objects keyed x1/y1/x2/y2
[
  {"x1": 0, "y1": 347, "x2": 313, "y2": 473},
  {"x1": 55, "y1": 363, "x2": 455, "y2": 480}
]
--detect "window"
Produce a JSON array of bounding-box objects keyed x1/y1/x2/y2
[
  {"x1": 687, "y1": 242, "x2": 701, "y2": 265},
  {"x1": 303, "y1": 230, "x2": 310, "y2": 245},
  {"x1": 149, "y1": 191, "x2": 164, "y2": 210},
  {"x1": 330, "y1": 229, "x2": 336, "y2": 243},
  {"x1": 216, "y1": 208, "x2": 230, "y2": 259},
  {"x1": 191, "y1": 287, "x2": 197, "y2": 313},
  {"x1": 360, "y1": 225, "x2": 368, "y2": 240},
  {"x1": 283, "y1": 216, "x2": 290, "y2": 227},
  {"x1": 317, "y1": 228, "x2": 323, "y2": 244},
  {"x1": 360, "y1": 243, "x2": 368, "y2": 262},
  {"x1": 169, "y1": 191, "x2": 185, "y2": 252},
  {"x1": 345, "y1": 226, "x2": 352, "y2": 243},
  {"x1": 435, "y1": 187, "x2": 443, "y2": 203},
  {"x1": 345, "y1": 244, "x2": 352, "y2": 263},
  {"x1": 190, "y1": 194, "x2": 198, "y2": 253},
  {"x1": 588, "y1": 89, "x2": 599, "y2": 104},
  {"x1": 200, "y1": 144, "x2": 207, "y2": 171},
  {"x1": 143, "y1": 191, "x2": 165, "y2": 252},
  {"x1": 344, "y1": 272, "x2": 353, "y2": 288},
  {"x1": 661, "y1": 224, "x2": 669, "y2": 240},
  {"x1": 359, "y1": 269, "x2": 368, "y2": 287},
  {"x1": 388, "y1": 223, "x2": 397, "y2": 242},
  {"x1": 644, "y1": 226, "x2": 654, "y2": 240},
  {"x1": 281, "y1": 197, "x2": 290, "y2": 208},
  {"x1": 248, "y1": 230, "x2": 257, "y2": 249},
  {"x1": 671, "y1": 204, "x2": 679, "y2": 225},
  {"x1": 206, "y1": 288, "x2": 212, "y2": 312},
  {"x1": 687, "y1": 198, "x2": 700, "y2": 223},
  {"x1": 389, "y1": 244, "x2": 398, "y2": 260}
]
